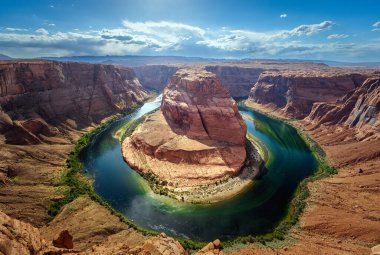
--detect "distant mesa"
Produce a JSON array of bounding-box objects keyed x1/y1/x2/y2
[
  {"x1": 122, "y1": 67, "x2": 249, "y2": 191},
  {"x1": 0, "y1": 54, "x2": 12, "y2": 60}
]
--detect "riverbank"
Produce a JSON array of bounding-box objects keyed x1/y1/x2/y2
[
  {"x1": 222, "y1": 100, "x2": 378, "y2": 254},
  {"x1": 118, "y1": 110, "x2": 265, "y2": 204},
  {"x1": 51, "y1": 97, "x2": 340, "y2": 252},
  {"x1": 220, "y1": 101, "x2": 338, "y2": 247}
]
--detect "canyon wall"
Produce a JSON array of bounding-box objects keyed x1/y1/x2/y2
[
  {"x1": 0, "y1": 60, "x2": 149, "y2": 144},
  {"x1": 205, "y1": 65, "x2": 264, "y2": 98},
  {"x1": 249, "y1": 70, "x2": 367, "y2": 118},
  {"x1": 307, "y1": 77, "x2": 380, "y2": 140},
  {"x1": 133, "y1": 64, "x2": 265, "y2": 98},
  {"x1": 133, "y1": 65, "x2": 178, "y2": 92}
]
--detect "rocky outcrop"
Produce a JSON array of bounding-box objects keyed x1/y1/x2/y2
[
  {"x1": 88, "y1": 232, "x2": 186, "y2": 255},
  {"x1": 122, "y1": 68, "x2": 247, "y2": 188},
  {"x1": 133, "y1": 65, "x2": 178, "y2": 91},
  {"x1": 307, "y1": 77, "x2": 379, "y2": 140},
  {"x1": 52, "y1": 230, "x2": 74, "y2": 249},
  {"x1": 195, "y1": 239, "x2": 223, "y2": 255},
  {"x1": 0, "y1": 210, "x2": 66, "y2": 255},
  {"x1": 249, "y1": 70, "x2": 367, "y2": 118},
  {"x1": 0, "y1": 60, "x2": 149, "y2": 144},
  {"x1": 205, "y1": 65, "x2": 264, "y2": 98},
  {"x1": 1, "y1": 208, "x2": 187, "y2": 255}
]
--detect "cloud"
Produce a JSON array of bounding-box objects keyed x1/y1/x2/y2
[
  {"x1": 121, "y1": 20, "x2": 205, "y2": 50},
  {"x1": 35, "y1": 28, "x2": 49, "y2": 35},
  {"x1": 0, "y1": 19, "x2": 379, "y2": 61},
  {"x1": 372, "y1": 21, "x2": 380, "y2": 31},
  {"x1": 101, "y1": 34, "x2": 133, "y2": 41},
  {"x1": 327, "y1": 34, "x2": 349, "y2": 39},
  {"x1": 197, "y1": 21, "x2": 334, "y2": 51},
  {"x1": 50, "y1": 5, "x2": 54, "y2": 8},
  {"x1": 5, "y1": 27, "x2": 28, "y2": 32},
  {"x1": 285, "y1": 21, "x2": 333, "y2": 37},
  {"x1": 280, "y1": 14, "x2": 287, "y2": 19},
  {"x1": 48, "y1": 23, "x2": 56, "y2": 27}
]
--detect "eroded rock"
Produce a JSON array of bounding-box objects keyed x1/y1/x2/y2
[{"x1": 122, "y1": 68, "x2": 247, "y2": 188}]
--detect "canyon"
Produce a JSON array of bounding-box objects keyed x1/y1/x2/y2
[
  {"x1": 121, "y1": 68, "x2": 259, "y2": 202},
  {"x1": 0, "y1": 59, "x2": 379, "y2": 255}
]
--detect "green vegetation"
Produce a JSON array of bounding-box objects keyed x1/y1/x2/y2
[
  {"x1": 220, "y1": 101, "x2": 338, "y2": 248},
  {"x1": 47, "y1": 98, "x2": 338, "y2": 252},
  {"x1": 46, "y1": 102, "x2": 161, "y2": 238}
]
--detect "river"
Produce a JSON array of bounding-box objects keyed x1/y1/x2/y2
[{"x1": 82, "y1": 95, "x2": 317, "y2": 241}]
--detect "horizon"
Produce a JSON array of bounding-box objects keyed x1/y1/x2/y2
[{"x1": 1, "y1": 0, "x2": 380, "y2": 62}]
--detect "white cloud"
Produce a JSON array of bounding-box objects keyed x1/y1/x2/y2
[
  {"x1": 327, "y1": 34, "x2": 349, "y2": 39},
  {"x1": 5, "y1": 27, "x2": 28, "y2": 32},
  {"x1": 280, "y1": 14, "x2": 287, "y2": 19},
  {"x1": 1, "y1": 19, "x2": 379, "y2": 61},
  {"x1": 121, "y1": 20, "x2": 205, "y2": 50},
  {"x1": 48, "y1": 23, "x2": 56, "y2": 27},
  {"x1": 197, "y1": 21, "x2": 334, "y2": 51},
  {"x1": 372, "y1": 21, "x2": 380, "y2": 31},
  {"x1": 35, "y1": 28, "x2": 49, "y2": 35}
]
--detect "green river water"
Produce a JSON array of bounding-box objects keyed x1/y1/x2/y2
[{"x1": 82, "y1": 95, "x2": 317, "y2": 241}]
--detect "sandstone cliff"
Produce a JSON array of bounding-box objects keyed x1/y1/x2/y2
[
  {"x1": 122, "y1": 68, "x2": 247, "y2": 188},
  {"x1": 133, "y1": 65, "x2": 178, "y2": 92},
  {"x1": 0, "y1": 60, "x2": 149, "y2": 144},
  {"x1": 249, "y1": 70, "x2": 367, "y2": 118},
  {"x1": 205, "y1": 65, "x2": 264, "y2": 98},
  {"x1": 133, "y1": 64, "x2": 265, "y2": 98},
  {"x1": 307, "y1": 77, "x2": 380, "y2": 140}
]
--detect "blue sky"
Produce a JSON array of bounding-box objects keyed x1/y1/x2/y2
[{"x1": 1, "y1": 0, "x2": 380, "y2": 61}]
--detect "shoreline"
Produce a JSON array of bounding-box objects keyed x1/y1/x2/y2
[
  {"x1": 164, "y1": 139, "x2": 264, "y2": 204},
  {"x1": 118, "y1": 109, "x2": 266, "y2": 204},
  {"x1": 50, "y1": 97, "x2": 334, "y2": 251}
]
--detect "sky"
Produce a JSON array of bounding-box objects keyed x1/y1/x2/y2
[{"x1": 1, "y1": 0, "x2": 380, "y2": 62}]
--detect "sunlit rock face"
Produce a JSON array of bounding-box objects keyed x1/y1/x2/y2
[
  {"x1": 249, "y1": 70, "x2": 367, "y2": 118},
  {"x1": 0, "y1": 60, "x2": 149, "y2": 144},
  {"x1": 122, "y1": 68, "x2": 247, "y2": 187}
]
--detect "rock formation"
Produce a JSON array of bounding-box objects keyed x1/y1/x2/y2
[
  {"x1": 122, "y1": 68, "x2": 247, "y2": 187},
  {"x1": 249, "y1": 70, "x2": 367, "y2": 118},
  {"x1": 52, "y1": 230, "x2": 74, "y2": 249},
  {"x1": 0, "y1": 60, "x2": 149, "y2": 144},
  {"x1": 133, "y1": 65, "x2": 178, "y2": 91},
  {"x1": 133, "y1": 64, "x2": 265, "y2": 98},
  {"x1": 0, "y1": 208, "x2": 187, "y2": 255},
  {"x1": 0, "y1": 210, "x2": 63, "y2": 255},
  {"x1": 205, "y1": 65, "x2": 264, "y2": 98},
  {"x1": 307, "y1": 77, "x2": 380, "y2": 140}
]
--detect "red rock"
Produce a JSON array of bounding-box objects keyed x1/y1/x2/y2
[
  {"x1": 249, "y1": 70, "x2": 367, "y2": 118},
  {"x1": 122, "y1": 68, "x2": 247, "y2": 188},
  {"x1": 161, "y1": 68, "x2": 247, "y2": 145},
  {"x1": 306, "y1": 77, "x2": 380, "y2": 140},
  {"x1": 0, "y1": 60, "x2": 149, "y2": 144},
  {"x1": 52, "y1": 230, "x2": 73, "y2": 249}
]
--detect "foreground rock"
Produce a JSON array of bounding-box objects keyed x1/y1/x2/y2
[
  {"x1": 1, "y1": 208, "x2": 186, "y2": 255},
  {"x1": 0, "y1": 210, "x2": 65, "y2": 255},
  {"x1": 122, "y1": 68, "x2": 249, "y2": 192}
]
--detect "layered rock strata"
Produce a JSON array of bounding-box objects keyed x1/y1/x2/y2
[
  {"x1": 0, "y1": 60, "x2": 149, "y2": 145},
  {"x1": 122, "y1": 68, "x2": 247, "y2": 188},
  {"x1": 307, "y1": 77, "x2": 379, "y2": 140},
  {"x1": 249, "y1": 70, "x2": 367, "y2": 118}
]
